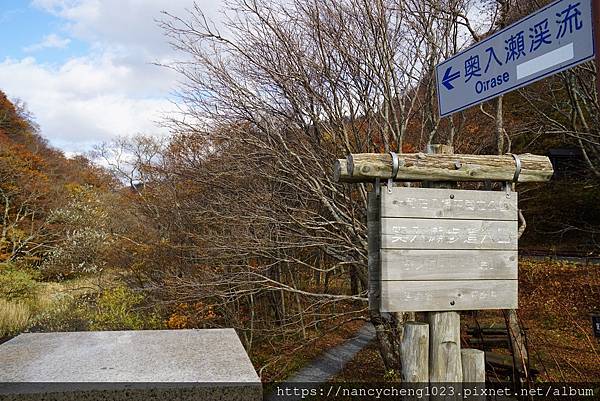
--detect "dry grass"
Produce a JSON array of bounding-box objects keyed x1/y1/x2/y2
[
  {"x1": 0, "y1": 299, "x2": 31, "y2": 337},
  {"x1": 518, "y1": 259, "x2": 600, "y2": 382},
  {"x1": 0, "y1": 274, "x2": 109, "y2": 338}
]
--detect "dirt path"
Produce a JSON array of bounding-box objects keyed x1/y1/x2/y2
[{"x1": 266, "y1": 323, "x2": 375, "y2": 400}]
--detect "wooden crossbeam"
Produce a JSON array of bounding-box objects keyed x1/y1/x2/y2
[{"x1": 334, "y1": 153, "x2": 553, "y2": 183}]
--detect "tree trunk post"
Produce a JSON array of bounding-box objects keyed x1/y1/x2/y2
[
  {"x1": 401, "y1": 322, "x2": 429, "y2": 382},
  {"x1": 336, "y1": 153, "x2": 553, "y2": 183},
  {"x1": 461, "y1": 349, "x2": 485, "y2": 382},
  {"x1": 505, "y1": 309, "x2": 529, "y2": 382},
  {"x1": 425, "y1": 145, "x2": 463, "y2": 389},
  {"x1": 461, "y1": 349, "x2": 485, "y2": 401},
  {"x1": 428, "y1": 311, "x2": 462, "y2": 382}
]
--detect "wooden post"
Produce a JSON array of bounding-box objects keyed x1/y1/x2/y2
[
  {"x1": 428, "y1": 311, "x2": 462, "y2": 382},
  {"x1": 461, "y1": 349, "x2": 485, "y2": 382},
  {"x1": 367, "y1": 191, "x2": 380, "y2": 312},
  {"x1": 426, "y1": 145, "x2": 463, "y2": 386},
  {"x1": 461, "y1": 349, "x2": 485, "y2": 401},
  {"x1": 401, "y1": 322, "x2": 429, "y2": 382},
  {"x1": 368, "y1": 189, "x2": 401, "y2": 371},
  {"x1": 504, "y1": 309, "x2": 529, "y2": 382}
]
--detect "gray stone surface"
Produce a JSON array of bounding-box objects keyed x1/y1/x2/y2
[{"x1": 0, "y1": 329, "x2": 262, "y2": 400}]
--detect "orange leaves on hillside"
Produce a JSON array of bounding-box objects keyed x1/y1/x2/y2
[
  {"x1": 0, "y1": 93, "x2": 32, "y2": 141},
  {"x1": 166, "y1": 302, "x2": 218, "y2": 329},
  {"x1": 0, "y1": 90, "x2": 117, "y2": 266},
  {"x1": 0, "y1": 139, "x2": 51, "y2": 263}
]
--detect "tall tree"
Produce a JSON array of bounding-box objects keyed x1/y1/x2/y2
[{"x1": 153, "y1": 0, "x2": 472, "y2": 371}]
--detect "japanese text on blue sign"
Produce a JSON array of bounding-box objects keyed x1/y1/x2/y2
[{"x1": 436, "y1": 0, "x2": 594, "y2": 118}]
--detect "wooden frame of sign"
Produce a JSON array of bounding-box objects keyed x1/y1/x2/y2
[{"x1": 341, "y1": 146, "x2": 551, "y2": 383}]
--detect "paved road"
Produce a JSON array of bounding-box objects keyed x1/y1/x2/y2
[{"x1": 266, "y1": 323, "x2": 376, "y2": 401}]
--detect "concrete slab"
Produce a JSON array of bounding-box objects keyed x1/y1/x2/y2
[{"x1": 0, "y1": 329, "x2": 262, "y2": 401}]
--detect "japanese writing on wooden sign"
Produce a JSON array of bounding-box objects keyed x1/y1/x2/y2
[{"x1": 377, "y1": 187, "x2": 518, "y2": 312}]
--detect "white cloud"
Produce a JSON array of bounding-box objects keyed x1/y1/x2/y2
[
  {"x1": 0, "y1": 55, "x2": 177, "y2": 153},
  {"x1": 24, "y1": 33, "x2": 72, "y2": 52},
  {"x1": 32, "y1": 0, "x2": 223, "y2": 58},
  {"x1": 0, "y1": 0, "x2": 226, "y2": 154}
]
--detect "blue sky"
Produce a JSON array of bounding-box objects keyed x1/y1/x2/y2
[
  {"x1": 0, "y1": 0, "x2": 221, "y2": 155},
  {"x1": 1, "y1": 1, "x2": 88, "y2": 64}
]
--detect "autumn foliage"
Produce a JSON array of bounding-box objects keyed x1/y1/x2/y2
[{"x1": 0, "y1": 91, "x2": 114, "y2": 268}]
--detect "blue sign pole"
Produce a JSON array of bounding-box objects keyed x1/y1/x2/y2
[{"x1": 436, "y1": 0, "x2": 595, "y2": 118}]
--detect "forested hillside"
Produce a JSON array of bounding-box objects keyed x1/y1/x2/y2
[
  {"x1": 0, "y1": 92, "x2": 163, "y2": 337},
  {"x1": 0, "y1": 91, "x2": 114, "y2": 267}
]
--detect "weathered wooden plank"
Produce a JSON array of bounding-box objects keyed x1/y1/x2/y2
[
  {"x1": 401, "y1": 322, "x2": 429, "y2": 383},
  {"x1": 380, "y1": 280, "x2": 518, "y2": 312},
  {"x1": 461, "y1": 349, "x2": 486, "y2": 383},
  {"x1": 467, "y1": 336, "x2": 509, "y2": 348},
  {"x1": 381, "y1": 250, "x2": 517, "y2": 281},
  {"x1": 381, "y1": 187, "x2": 517, "y2": 221},
  {"x1": 367, "y1": 191, "x2": 381, "y2": 312},
  {"x1": 484, "y1": 352, "x2": 542, "y2": 375},
  {"x1": 381, "y1": 218, "x2": 518, "y2": 250},
  {"x1": 335, "y1": 152, "x2": 553, "y2": 183},
  {"x1": 466, "y1": 326, "x2": 507, "y2": 335}
]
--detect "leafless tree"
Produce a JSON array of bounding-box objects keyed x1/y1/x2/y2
[{"x1": 139, "y1": 0, "x2": 479, "y2": 373}]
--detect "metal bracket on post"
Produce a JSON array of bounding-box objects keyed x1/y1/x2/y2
[
  {"x1": 509, "y1": 153, "x2": 521, "y2": 192},
  {"x1": 502, "y1": 154, "x2": 521, "y2": 193},
  {"x1": 387, "y1": 151, "x2": 400, "y2": 194}
]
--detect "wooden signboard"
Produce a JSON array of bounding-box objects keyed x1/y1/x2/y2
[{"x1": 376, "y1": 187, "x2": 518, "y2": 312}]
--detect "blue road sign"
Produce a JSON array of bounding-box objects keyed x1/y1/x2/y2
[{"x1": 436, "y1": 0, "x2": 595, "y2": 118}]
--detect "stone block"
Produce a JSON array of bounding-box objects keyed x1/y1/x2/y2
[{"x1": 0, "y1": 329, "x2": 262, "y2": 401}]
